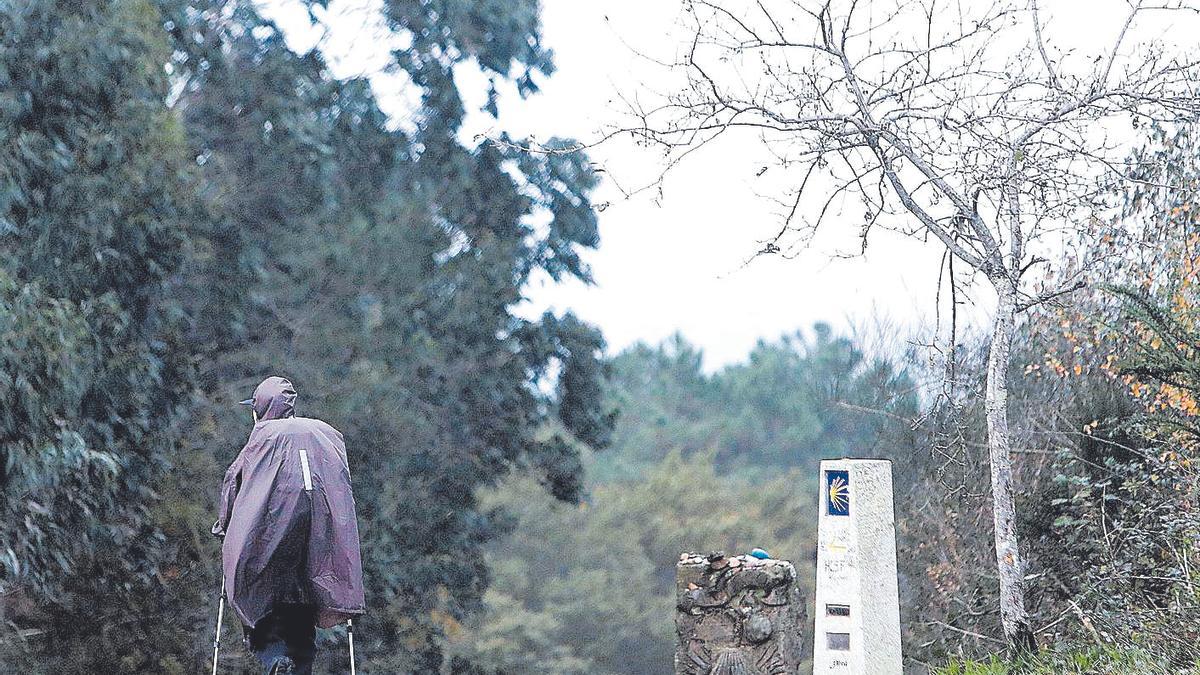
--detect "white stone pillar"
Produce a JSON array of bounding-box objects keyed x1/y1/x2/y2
[{"x1": 813, "y1": 458, "x2": 902, "y2": 674}]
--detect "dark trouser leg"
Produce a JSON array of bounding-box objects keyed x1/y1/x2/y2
[
  {"x1": 245, "y1": 605, "x2": 317, "y2": 675},
  {"x1": 281, "y1": 605, "x2": 316, "y2": 675},
  {"x1": 245, "y1": 615, "x2": 285, "y2": 674}
]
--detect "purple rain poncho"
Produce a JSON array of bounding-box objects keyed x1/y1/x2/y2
[{"x1": 212, "y1": 376, "x2": 366, "y2": 629}]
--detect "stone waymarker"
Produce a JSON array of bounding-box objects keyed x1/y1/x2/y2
[
  {"x1": 813, "y1": 459, "x2": 902, "y2": 673},
  {"x1": 674, "y1": 551, "x2": 808, "y2": 674}
]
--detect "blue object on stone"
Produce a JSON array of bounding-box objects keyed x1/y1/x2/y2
[{"x1": 750, "y1": 548, "x2": 770, "y2": 560}]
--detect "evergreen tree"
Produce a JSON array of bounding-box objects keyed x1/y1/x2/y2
[
  {"x1": 598, "y1": 327, "x2": 918, "y2": 480},
  {"x1": 0, "y1": 0, "x2": 201, "y2": 670}
]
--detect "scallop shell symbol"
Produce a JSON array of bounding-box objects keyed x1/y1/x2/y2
[
  {"x1": 709, "y1": 648, "x2": 757, "y2": 675},
  {"x1": 828, "y1": 476, "x2": 849, "y2": 512}
]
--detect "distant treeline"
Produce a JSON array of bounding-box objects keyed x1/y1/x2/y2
[{"x1": 448, "y1": 327, "x2": 919, "y2": 674}]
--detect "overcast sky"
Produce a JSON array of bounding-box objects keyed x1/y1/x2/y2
[
  {"x1": 498, "y1": 1, "x2": 952, "y2": 369},
  {"x1": 261, "y1": 0, "x2": 1193, "y2": 369}
]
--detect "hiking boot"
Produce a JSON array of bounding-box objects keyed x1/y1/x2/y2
[{"x1": 268, "y1": 656, "x2": 297, "y2": 675}]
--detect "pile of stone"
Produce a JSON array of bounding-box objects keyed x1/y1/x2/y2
[
  {"x1": 678, "y1": 550, "x2": 794, "y2": 573},
  {"x1": 673, "y1": 550, "x2": 807, "y2": 674}
]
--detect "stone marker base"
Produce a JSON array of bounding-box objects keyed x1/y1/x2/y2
[{"x1": 675, "y1": 551, "x2": 808, "y2": 674}]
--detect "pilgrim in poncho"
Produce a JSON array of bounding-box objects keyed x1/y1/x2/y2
[{"x1": 212, "y1": 376, "x2": 365, "y2": 675}]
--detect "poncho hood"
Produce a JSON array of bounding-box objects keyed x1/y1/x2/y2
[{"x1": 250, "y1": 375, "x2": 297, "y2": 421}]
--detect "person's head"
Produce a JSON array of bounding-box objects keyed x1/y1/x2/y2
[{"x1": 239, "y1": 376, "x2": 297, "y2": 423}]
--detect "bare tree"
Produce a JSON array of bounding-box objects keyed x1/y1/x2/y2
[{"x1": 616, "y1": 0, "x2": 1200, "y2": 650}]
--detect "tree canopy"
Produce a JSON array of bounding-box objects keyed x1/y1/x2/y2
[{"x1": 0, "y1": 1, "x2": 612, "y2": 671}]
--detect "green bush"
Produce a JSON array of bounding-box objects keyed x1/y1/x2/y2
[{"x1": 935, "y1": 646, "x2": 1187, "y2": 675}]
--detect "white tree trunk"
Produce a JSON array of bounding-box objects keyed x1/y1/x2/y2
[{"x1": 985, "y1": 280, "x2": 1036, "y2": 651}]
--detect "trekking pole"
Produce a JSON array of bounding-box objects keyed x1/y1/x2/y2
[
  {"x1": 347, "y1": 618, "x2": 357, "y2": 675},
  {"x1": 211, "y1": 577, "x2": 226, "y2": 675}
]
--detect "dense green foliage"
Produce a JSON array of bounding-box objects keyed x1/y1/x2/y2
[
  {"x1": 595, "y1": 326, "x2": 919, "y2": 480},
  {"x1": 0, "y1": 0, "x2": 611, "y2": 672},
  {"x1": 0, "y1": 2, "x2": 204, "y2": 669}
]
